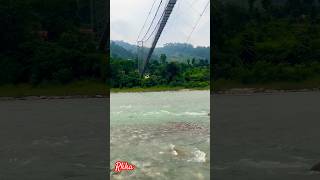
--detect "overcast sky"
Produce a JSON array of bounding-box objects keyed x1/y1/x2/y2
[{"x1": 110, "y1": 0, "x2": 210, "y2": 47}]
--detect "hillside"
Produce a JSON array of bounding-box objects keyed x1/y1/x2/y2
[
  {"x1": 110, "y1": 42, "x2": 135, "y2": 59},
  {"x1": 110, "y1": 40, "x2": 210, "y2": 62}
]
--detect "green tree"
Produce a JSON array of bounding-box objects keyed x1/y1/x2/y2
[
  {"x1": 261, "y1": 0, "x2": 272, "y2": 12},
  {"x1": 160, "y1": 54, "x2": 167, "y2": 64},
  {"x1": 285, "y1": 0, "x2": 303, "y2": 17},
  {"x1": 248, "y1": 0, "x2": 257, "y2": 12},
  {"x1": 165, "y1": 62, "x2": 180, "y2": 82},
  {"x1": 240, "y1": 33, "x2": 256, "y2": 65},
  {"x1": 191, "y1": 58, "x2": 196, "y2": 65}
]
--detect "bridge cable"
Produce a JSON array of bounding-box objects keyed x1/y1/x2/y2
[
  {"x1": 137, "y1": 0, "x2": 158, "y2": 41},
  {"x1": 143, "y1": 7, "x2": 166, "y2": 42},
  {"x1": 141, "y1": 0, "x2": 164, "y2": 41},
  {"x1": 185, "y1": 0, "x2": 210, "y2": 45}
]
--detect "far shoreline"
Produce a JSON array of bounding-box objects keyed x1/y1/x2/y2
[
  {"x1": 214, "y1": 88, "x2": 320, "y2": 95},
  {"x1": 0, "y1": 84, "x2": 209, "y2": 100},
  {"x1": 110, "y1": 86, "x2": 209, "y2": 93},
  {"x1": 1, "y1": 82, "x2": 320, "y2": 100},
  {"x1": 1, "y1": 88, "x2": 320, "y2": 101}
]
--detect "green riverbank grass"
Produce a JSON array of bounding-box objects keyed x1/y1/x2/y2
[
  {"x1": 2, "y1": 79, "x2": 320, "y2": 97},
  {"x1": 111, "y1": 86, "x2": 210, "y2": 93},
  {"x1": 0, "y1": 82, "x2": 209, "y2": 97},
  {"x1": 0, "y1": 81, "x2": 108, "y2": 97},
  {"x1": 213, "y1": 78, "x2": 320, "y2": 91}
]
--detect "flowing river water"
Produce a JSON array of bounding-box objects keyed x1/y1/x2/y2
[
  {"x1": 110, "y1": 90, "x2": 210, "y2": 180},
  {"x1": 213, "y1": 92, "x2": 320, "y2": 180}
]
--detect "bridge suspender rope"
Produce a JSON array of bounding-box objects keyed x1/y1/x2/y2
[{"x1": 138, "y1": 0, "x2": 177, "y2": 76}]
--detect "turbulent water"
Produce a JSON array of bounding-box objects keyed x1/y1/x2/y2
[{"x1": 110, "y1": 90, "x2": 210, "y2": 180}]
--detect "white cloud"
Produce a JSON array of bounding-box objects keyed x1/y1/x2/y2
[{"x1": 111, "y1": 0, "x2": 210, "y2": 47}]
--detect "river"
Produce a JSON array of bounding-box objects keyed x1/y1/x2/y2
[
  {"x1": 213, "y1": 92, "x2": 320, "y2": 180},
  {"x1": 110, "y1": 90, "x2": 210, "y2": 180},
  {"x1": 0, "y1": 98, "x2": 107, "y2": 179}
]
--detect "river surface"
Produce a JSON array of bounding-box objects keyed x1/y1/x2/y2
[
  {"x1": 110, "y1": 90, "x2": 210, "y2": 180},
  {"x1": 0, "y1": 98, "x2": 107, "y2": 180},
  {"x1": 213, "y1": 92, "x2": 320, "y2": 180}
]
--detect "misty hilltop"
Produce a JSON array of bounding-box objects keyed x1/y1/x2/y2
[{"x1": 110, "y1": 40, "x2": 210, "y2": 62}]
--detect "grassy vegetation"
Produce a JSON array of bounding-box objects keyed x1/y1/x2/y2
[
  {"x1": 3, "y1": 79, "x2": 320, "y2": 97},
  {"x1": 0, "y1": 82, "x2": 210, "y2": 97},
  {"x1": 214, "y1": 78, "x2": 320, "y2": 91},
  {"x1": 0, "y1": 81, "x2": 108, "y2": 97},
  {"x1": 111, "y1": 86, "x2": 209, "y2": 93}
]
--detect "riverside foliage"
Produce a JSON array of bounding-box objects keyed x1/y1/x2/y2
[
  {"x1": 213, "y1": 0, "x2": 320, "y2": 86},
  {"x1": 110, "y1": 56, "x2": 209, "y2": 88},
  {"x1": 0, "y1": 0, "x2": 209, "y2": 89},
  {"x1": 0, "y1": 0, "x2": 108, "y2": 85}
]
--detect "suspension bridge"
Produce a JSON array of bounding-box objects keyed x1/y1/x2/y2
[
  {"x1": 136, "y1": 0, "x2": 210, "y2": 76},
  {"x1": 137, "y1": 0, "x2": 177, "y2": 75},
  {"x1": 88, "y1": 0, "x2": 209, "y2": 74}
]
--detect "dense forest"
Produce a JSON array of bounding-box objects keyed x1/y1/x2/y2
[
  {"x1": 110, "y1": 55, "x2": 209, "y2": 88},
  {"x1": 0, "y1": 0, "x2": 209, "y2": 91},
  {"x1": 213, "y1": 0, "x2": 320, "y2": 89},
  {"x1": 110, "y1": 41, "x2": 210, "y2": 89},
  {"x1": 0, "y1": 0, "x2": 108, "y2": 86},
  {"x1": 3, "y1": 0, "x2": 320, "y2": 92}
]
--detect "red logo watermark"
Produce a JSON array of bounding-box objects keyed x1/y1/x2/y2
[{"x1": 113, "y1": 161, "x2": 136, "y2": 173}]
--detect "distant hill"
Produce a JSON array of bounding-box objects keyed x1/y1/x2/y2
[
  {"x1": 112, "y1": 40, "x2": 137, "y2": 53},
  {"x1": 155, "y1": 43, "x2": 210, "y2": 62},
  {"x1": 110, "y1": 40, "x2": 210, "y2": 62},
  {"x1": 110, "y1": 41, "x2": 134, "y2": 59}
]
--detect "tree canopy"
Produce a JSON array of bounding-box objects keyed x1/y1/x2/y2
[{"x1": 213, "y1": 0, "x2": 320, "y2": 86}]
